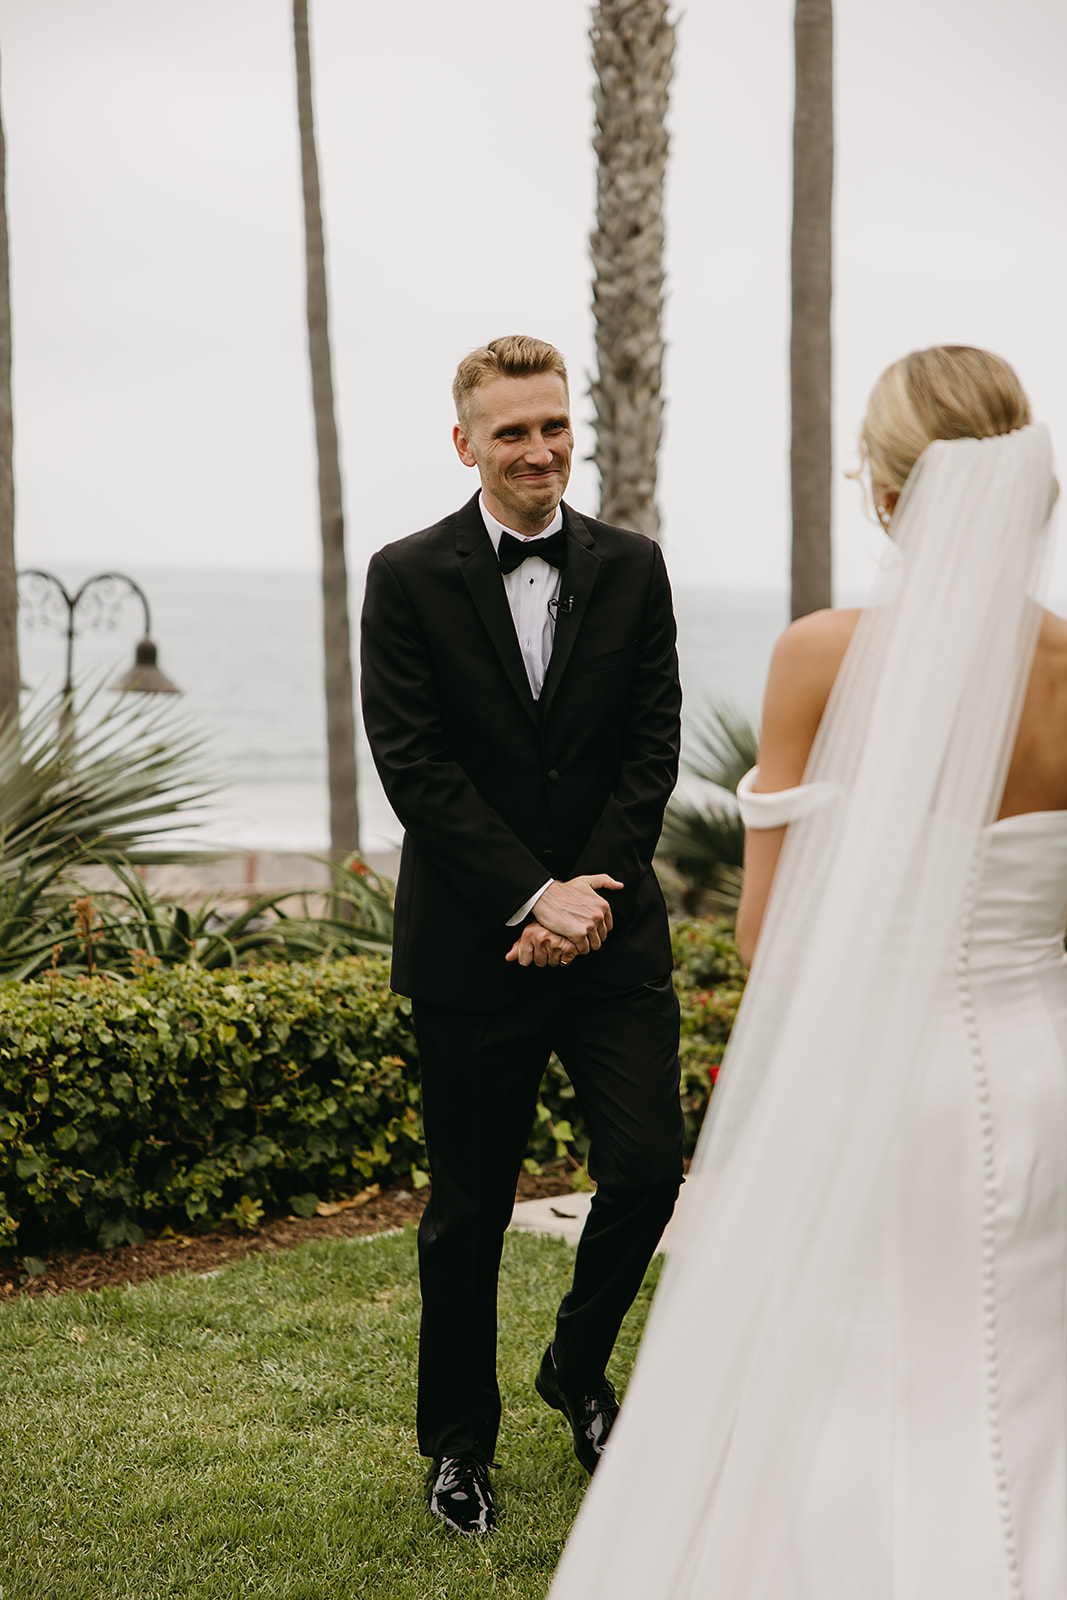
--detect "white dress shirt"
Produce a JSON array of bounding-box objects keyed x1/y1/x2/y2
[
  {"x1": 479, "y1": 496, "x2": 561, "y2": 926},
  {"x1": 479, "y1": 497, "x2": 563, "y2": 699}
]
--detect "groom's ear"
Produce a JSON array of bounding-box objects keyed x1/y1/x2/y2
[{"x1": 453, "y1": 421, "x2": 478, "y2": 469}]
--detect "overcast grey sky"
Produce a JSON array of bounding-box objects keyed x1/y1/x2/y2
[{"x1": 2, "y1": 0, "x2": 1065, "y2": 596}]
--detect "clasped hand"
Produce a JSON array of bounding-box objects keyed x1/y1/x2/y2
[{"x1": 505, "y1": 874, "x2": 623, "y2": 969}]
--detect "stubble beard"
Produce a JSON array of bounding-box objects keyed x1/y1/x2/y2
[{"x1": 505, "y1": 464, "x2": 569, "y2": 534}]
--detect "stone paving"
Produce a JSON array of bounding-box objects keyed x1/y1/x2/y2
[{"x1": 509, "y1": 1186, "x2": 685, "y2": 1253}]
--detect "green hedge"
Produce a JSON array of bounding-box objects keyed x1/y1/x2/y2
[
  {"x1": 0, "y1": 923, "x2": 745, "y2": 1252},
  {"x1": 0, "y1": 959, "x2": 421, "y2": 1251}
]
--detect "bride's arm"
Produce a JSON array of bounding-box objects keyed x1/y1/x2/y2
[{"x1": 735, "y1": 609, "x2": 857, "y2": 966}]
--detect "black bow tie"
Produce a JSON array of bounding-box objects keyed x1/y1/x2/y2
[{"x1": 497, "y1": 527, "x2": 567, "y2": 576}]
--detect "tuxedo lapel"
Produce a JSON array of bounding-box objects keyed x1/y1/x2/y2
[
  {"x1": 455, "y1": 496, "x2": 540, "y2": 727},
  {"x1": 538, "y1": 505, "x2": 601, "y2": 716}
]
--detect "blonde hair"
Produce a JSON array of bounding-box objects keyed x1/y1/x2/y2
[
  {"x1": 860, "y1": 346, "x2": 1032, "y2": 495},
  {"x1": 452, "y1": 335, "x2": 569, "y2": 432}
]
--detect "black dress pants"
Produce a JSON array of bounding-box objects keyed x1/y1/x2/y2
[{"x1": 412, "y1": 968, "x2": 684, "y2": 1464}]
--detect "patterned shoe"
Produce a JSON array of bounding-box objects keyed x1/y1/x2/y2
[
  {"x1": 535, "y1": 1344, "x2": 619, "y2": 1473},
  {"x1": 427, "y1": 1453, "x2": 496, "y2": 1535}
]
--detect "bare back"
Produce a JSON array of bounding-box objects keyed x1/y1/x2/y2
[
  {"x1": 999, "y1": 609, "x2": 1067, "y2": 817},
  {"x1": 735, "y1": 604, "x2": 1067, "y2": 964}
]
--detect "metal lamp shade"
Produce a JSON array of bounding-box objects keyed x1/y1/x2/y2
[{"x1": 109, "y1": 638, "x2": 181, "y2": 694}]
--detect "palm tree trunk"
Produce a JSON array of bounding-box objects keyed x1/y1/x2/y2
[
  {"x1": 0, "y1": 53, "x2": 19, "y2": 728},
  {"x1": 790, "y1": 0, "x2": 834, "y2": 620},
  {"x1": 293, "y1": 0, "x2": 359, "y2": 856},
  {"x1": 589, "y1": 0, "x2": 674, "y2": 541}
]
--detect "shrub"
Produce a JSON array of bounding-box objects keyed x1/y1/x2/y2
[
  {"x1": 0, "y1": 922, "x2": 746, "y2": 1252},
  {"x1": 671, "y1": 917, "x2": 747, "y2": 1150},
  {"x1": 0, "y1": 957, "x2": 420, "y2": 1250}
]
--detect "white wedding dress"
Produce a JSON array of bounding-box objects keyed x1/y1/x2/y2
[
  {"x1": 548, "y1": 427, "x2": 1065, "y2": 1599},
  {"x1": 737, "y1": 785, "x2": 1067, "y2": 1600}
]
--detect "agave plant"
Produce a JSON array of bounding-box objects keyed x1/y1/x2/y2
[
  {"x1": 681, "y1": 701, "x2": 760, "y2": 795},
  {"x1": 657, "y1": 700, "x2": 760, "y2": 918},
  {"x1": 1, "y1": 688, "x2": 396, "y2": 980},
  {"x1": 0, "y1": 686, "x2": 216, "y2": 975}
]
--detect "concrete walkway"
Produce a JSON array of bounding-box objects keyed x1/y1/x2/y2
[{"x1": 509, "y1": 1187, "x2": 685, "y2": 1253}]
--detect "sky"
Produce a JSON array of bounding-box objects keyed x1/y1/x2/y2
[{"x1": 1, "y1": 0, "x2": 1066, "y2": 598}]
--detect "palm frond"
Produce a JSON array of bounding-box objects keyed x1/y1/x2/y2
[
  {"x1": 681, "y1": 699, "x2": 760, "y2": 794},
  {"x1": 0, "y1": 686, "x2": 215, "y2": 877},
  {"x1": 659, "y1": 800, "x2": 746, "y2": 872},
  {"x1": 0, "y1": 686, "x2": 218, "y2": 971},
  {"x1": 656, "y1": 699, "x2": 760, "y2": 919}
]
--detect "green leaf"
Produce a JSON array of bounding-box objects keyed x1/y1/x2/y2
[
  {"x1": 98, "y1": 1215, "x2": 145, "y2": 1249},
  {"x1": 225, "y1": 1195, "x2": 264, "y2": 1232}
]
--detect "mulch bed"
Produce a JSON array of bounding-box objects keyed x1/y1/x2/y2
[{"x1": 0, "y1": 1167, "x2": 580, "y2": 1302}]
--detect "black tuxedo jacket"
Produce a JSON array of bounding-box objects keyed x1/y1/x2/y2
[{"x1": 359, "y1": 493, "x2": 681, "y2": 1010}]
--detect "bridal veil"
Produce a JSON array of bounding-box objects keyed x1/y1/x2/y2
[{"x1": 548, "y1": 423, "x2": 1058, "y2": 1599}]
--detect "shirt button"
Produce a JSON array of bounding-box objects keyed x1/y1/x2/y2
[{"x1": 547, "y1": 770, "x2": 559, "y2": 782}]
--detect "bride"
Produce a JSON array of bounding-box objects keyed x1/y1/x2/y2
[{"x1": 548, "y1": 346, "x2": 1065, "y2": 1599}]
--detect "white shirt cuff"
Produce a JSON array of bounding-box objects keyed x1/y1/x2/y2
[{"x1": 506, "y1": 879, "x2": 555, "y2": 927}]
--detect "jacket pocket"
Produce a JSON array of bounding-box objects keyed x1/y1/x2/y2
[{"x1": 579, "y1": 638, "x2": 640, "y2": 674}]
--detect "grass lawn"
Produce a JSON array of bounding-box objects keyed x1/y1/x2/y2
[{"x1": 0, "y1": 1227, "x2": 661, "y2": 1599}]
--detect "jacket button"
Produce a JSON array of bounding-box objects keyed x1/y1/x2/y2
[
  {"x1": 547, "y1": 769, "x2": 559, "y2": 782},
  {"x1": 543, "y1": 849, "x2": 555, "y2": 862}
]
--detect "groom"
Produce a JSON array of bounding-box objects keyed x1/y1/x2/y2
[{"x1": 360, "y1": 335, "x2": 683, "y2": 1534}]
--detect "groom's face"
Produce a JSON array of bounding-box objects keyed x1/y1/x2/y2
[{"x1": 453, "y1": 373, "x2": 574, "y2": 535}]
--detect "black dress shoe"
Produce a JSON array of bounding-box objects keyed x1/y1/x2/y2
[
  {"x1": 535, "y1": 1344, "x2": 619, "y2": 1473},
  {"x1": 427, "y1": 1453, "x2": 496, "y2": 1535}
]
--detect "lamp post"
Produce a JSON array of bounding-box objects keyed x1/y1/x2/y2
[{"x1": 17, "y1": 570, "x2": 180, "y2": 736}]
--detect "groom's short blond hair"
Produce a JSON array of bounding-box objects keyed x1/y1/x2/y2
[{"x1": 453, "y1": 336, "x2": 569, "y2": 432}]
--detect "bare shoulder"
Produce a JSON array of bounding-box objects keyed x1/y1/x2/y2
[
  {"x1": 755, "y1": 609, "x2": 861, "y2": 790},
  {"x1": 767, "y1": 607, "x2": 861, "y2": 696},
  {"x1": 773, "y1": 605, "x2": 860, "y2": 661}
]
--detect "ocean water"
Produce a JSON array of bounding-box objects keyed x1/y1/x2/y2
[{"x1": 17, "y1": 567, "x2": 787, "y2": 854}]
